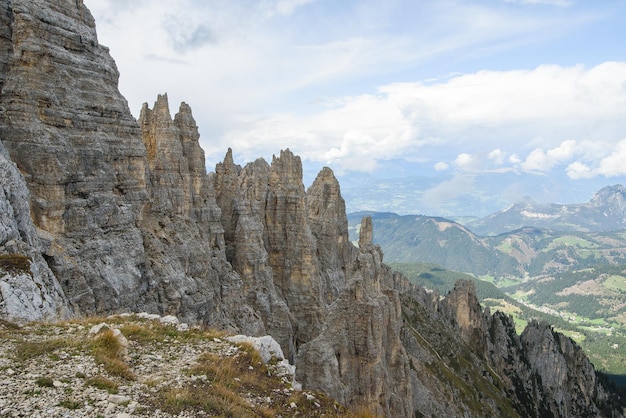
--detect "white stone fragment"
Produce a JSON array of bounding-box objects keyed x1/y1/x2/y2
[
  {"x1": 227, "y1": 334, "x2": 284, "y2": 363},
  {"x1": 159, "y1": 315, "x2": 179, "y2": 325}
]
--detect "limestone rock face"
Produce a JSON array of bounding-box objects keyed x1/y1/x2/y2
[
  {"x1": 0, "y1": 0, "x2": 148, "y2": 314},
  {"x1": 213, "y1": 151, "x2": 293, "y2": 353},
  {"x1": 136, "y1": 95, "x2": 262, "y2": 333},
  {"x1": 306, "y1": 167, "x2": 354, "y2": 304},
  {"x1": 511, "y1": 320, "x2": 613, "y2": 417},
  {"x1": 399, "y1": 279, "x2": 625, "y2": 417},
  {"x1": 139, "y1": 94, "x2": 208, "y2": 217},
  {"x1": 0, "y1": 141, "x2": 68, "y2": 322},
  {"x1": 296, "y1": 223, "x2": 414, "y2": 417},
  {"x1": 214, "y1": 149, "x2": 327, "y2": 358},
  {"x1": 214, "y1": 155, "x2": 414, "y2": 415},
  {"x1": 0, "y1": 0, "x2": 260, "y2": 332},
  {"x1": 441, "y1": 280, "x2": 489, "y2": 350}
]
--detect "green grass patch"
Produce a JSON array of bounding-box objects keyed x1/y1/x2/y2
[
  {"x1": 86, "y1": 375, "x2": 119, "y2": 393},
  {"x1": 604, "y1": 275, "x2": 626, "y2": 292},
  {"x1": 547, "y1": 236, "x2": 599, "y2": 250},
  {"x1": 35, "y1": 376, "x2": 54, "y2": 387},
  {"x1": 478, "y1": 275, "x2": 495, "y2": 284},
  {"x1": 493, "y1": 277, "x2": 520, "y2": 287},
  {"x1": 58, "y1": 399, "x2": 81, "y2": 410},
  {"x1": 14, "y1": 337, "x2": 79, "y2": 362}
]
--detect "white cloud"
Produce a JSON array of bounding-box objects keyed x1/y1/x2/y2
[
  {"x1": 221, "y1": 63, "x2": 626, "y2": 174},
  {"x1": 262, "y1": 0, "x2": 316, "y2": 16},
  {"x1": 521, "y1": 140, "x2": 578, "y2": 172},
  {"x1": 488, "y1": 149, "x2": 506, "y2": 165},
  {"x1": 566, "y1": 162, "x2": 593, "y2": 179},
  {"x1": 83, "y1": 0, "x2": 626, "y2": 181},
  {"x1": 591, "y1": 139, "x2": 626, "y2": 177},
  {"x1": 454, "y1": 153, "x2": 479, "y2": 171}
]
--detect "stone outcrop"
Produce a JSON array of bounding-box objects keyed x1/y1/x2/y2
[
  {"x1": 0, "y1": 0, "x2": 148, "y2": 314},
  {"x1": 0, "y1": 0, "x2": 624, "y2": 416},
  {"x1": 214, "y1": 156, "x2": 415, "y2": 416},
  {"x1": 0, "y1": 0, "x2": 260, "y2": 333},
  {"x1": 135, "y1": 95, "x2": 263, "y2": 332},
  {"x1": 0, "y1": 140, "x2": 68, "y2": 322},
  {"x1": 399, "y1": 280, "x2": 625, "y2": 417},
  {"x1": 296, "y1": 217, "x2": 413, "y2": 416}
]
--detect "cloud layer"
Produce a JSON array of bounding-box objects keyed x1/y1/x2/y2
[
  {"x1": 224, "y1": 62, "x2": 626, "y2": 179},
  {"x1": 84, "y1": 0, "x2": 626, "y2": 185}
]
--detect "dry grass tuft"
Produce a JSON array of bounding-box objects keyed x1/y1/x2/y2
[
  {"x1": 86, "y1": 375, "x2": 119, "y2": 393},
  {"x1": 90, "y1": 329, "x2": 134, "y2": 380},
  {"x1": 0, "y1": 253, "x2": 31, "y2": 275},
  {"x1": 14, "y1": 337, "x2": 78, "y2": 361},
  {"x1": 158, "y1": 383, "x2": 276, "y2": 417}
]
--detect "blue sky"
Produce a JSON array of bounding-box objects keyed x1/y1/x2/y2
[{"x1": 84, "y1": 0, "x2": 626, "y2": 215}]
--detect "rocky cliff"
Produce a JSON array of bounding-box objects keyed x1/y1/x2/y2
[{"x1": 0, "y1": 0, "x2": 624, "y2": 416}]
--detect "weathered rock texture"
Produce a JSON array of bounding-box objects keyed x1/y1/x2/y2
[
  {"x1": 296, "y1": 217, "x2": 413, "y2": 416},
  {"x1": 0, "y1": 140, "x2": 68, "y2": 322},
  {"x1": 401, "y1": 280, "x2": 625, "y2": 417},
  {"x1": 0, "y1": 0, "x2": 257, "y2": 333},
  {"x1": 0, "y1": 0, "x2": 148, "y2": 315},
  {"x1": 0, "y1": 0, "x2": 624, "y2": 416},
  {"x1": 136, "y1": 94, "x2": 261, "y2": 332}
]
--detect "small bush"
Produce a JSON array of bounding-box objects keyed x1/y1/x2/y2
[
  {"x1": 35, "y1": 376, "x2": 54, "y2": 387},
  {"x1": 58, "y1": 399, "x2": 81, "y2": 410}
]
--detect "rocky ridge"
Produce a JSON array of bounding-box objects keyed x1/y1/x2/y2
[
  {"x1": 0, "y1": 0, "x2": 625, "y2": 416},
  {"x1": 466, "y1": 184, "x2": 626, "y2": 235}
]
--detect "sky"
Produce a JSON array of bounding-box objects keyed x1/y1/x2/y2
[{"x1": 83, "y1": 0, "x2": 626, "y2": 216}]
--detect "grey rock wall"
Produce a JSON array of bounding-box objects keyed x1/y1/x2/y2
[
  {"x1": 0, "y1": 140, "x2": 68, "y2": 322},
  {"x1": 0, "y1": 0, "x2": 148, "y2": 314}
]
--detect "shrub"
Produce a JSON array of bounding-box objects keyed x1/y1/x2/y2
[{"x1": 58, "y1": 399, "x2": 81, "y2": 410}]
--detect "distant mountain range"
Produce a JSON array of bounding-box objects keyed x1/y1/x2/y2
[
  {"x1": 331, "y1": 164, "x2": 616, "y2": 218},
  {"x1": 347, "y1": 211, "x2": 626, "y2": 278},
  {"x1": 461, "y1": 184, "x2": 626, "y2": 235},
  {"x1": 347, "y1": 185, "x2": 626, "y2": 278}
]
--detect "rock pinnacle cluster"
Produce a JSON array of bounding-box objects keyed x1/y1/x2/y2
[{"x1": 0, "y1": 0, "x2": 624, "y2": 416}]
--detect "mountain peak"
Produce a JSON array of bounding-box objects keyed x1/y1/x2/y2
[
  {"x1": 590, "y1": 184, "x2": 626, "y2": 207},
  {"x1": 466, "y1": 184, "x2": 626, "y2": 235}
]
